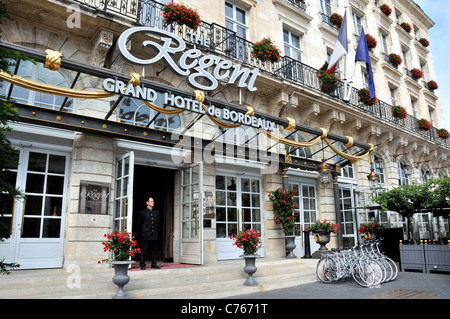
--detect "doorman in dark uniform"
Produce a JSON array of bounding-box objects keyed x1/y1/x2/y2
[{"x1": 138, "y1": 196, "x2": 161, "y2": 269}]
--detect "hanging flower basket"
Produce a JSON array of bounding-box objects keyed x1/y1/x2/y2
[
  {"x1": 251, "y1": 38, "x2": 281, "y2": 63},
  {"x1": 358, "y1": 88, "x2": 378, "y2": 106},
  {"x1": 330, "y1": 13, "x2": 343, "y2": 28},
  {"x1": 366, "y1": 34, "x2": 378, "y2": 49},
  {"x1": 163, "y1": 2, "x2": 202, "y2": 31},
  {"x1": 410, "y1": 68, "x2": 424, "y2": 80},
  {"x1": 380, "y1": 4, "x2": 392, "y2": 16},
  {"x1": 391, "y1": 105, "x2": 408, "y2": 119},
  {"x1": 419, "y1": 38, "x2": 430, "y2": 47},
  {"x1": 316, "y1": 62, "x2": 339, "y2": 93},
  {"x1": 427, "y1": 80, "x2": 439, "y2": 91},
  {"x1": 417, "y1": 118, "x2": 433, "y2": 131},
  {"x1": 400, "y1": 22, "x2": 412, "y2": 33},
  {"x1": 388, "y1": 53, "x2": 402, "y2": 67},
  {"x1": 437, "y1": 128, "x2": 450, "y2": 139}
]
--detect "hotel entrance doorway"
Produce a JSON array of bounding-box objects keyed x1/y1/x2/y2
[{"x1": 132, "y1": 165, "x2": 175, "y2": 263}]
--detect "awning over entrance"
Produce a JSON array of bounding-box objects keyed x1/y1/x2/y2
[{"x1": 0, "y1": 41, "x2": 374, "y2": 171}]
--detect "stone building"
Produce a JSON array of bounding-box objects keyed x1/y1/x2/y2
[{"x1": 0, "y1": 0, "x2": 448, "y2": 270}]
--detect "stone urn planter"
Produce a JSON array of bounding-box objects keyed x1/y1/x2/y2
[
  {"x1": 242, "y1": 255, "x2": 259, "y2": 286},
  {"x1": 109, "y1": 260, "x2": 135, "y2": 299},
  {"x1": 313, "y1": 229, "x2": 331, "y2": 251},
  {"x1": 285, "y1": 235, "x2": 297, "y2": 258}
]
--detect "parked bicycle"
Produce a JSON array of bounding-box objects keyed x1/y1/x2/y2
[{"x1": 316, "y1": 238, "x2": 397, "y2": 287}]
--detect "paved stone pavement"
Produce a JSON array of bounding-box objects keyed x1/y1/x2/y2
[{"x1": 224, "y1": 271, "x2": 450, "y2": 299}]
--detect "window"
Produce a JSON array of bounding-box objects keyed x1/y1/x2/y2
[
  {"x1": 353, "y1": 12, "x2": 363, "y2": 37},
  {"x1": 321, "y1": 0, "x2": 332, "y2": 16},
  {"x1": 285, "y1": 133, "x2": 312, "y2": 158},
  {"x1": 429, "y1": 109, "x2": 434, "y2": 126},
  {"x1": 420, "y1": 63, "x2": 427, "y2": 82},
  {"x1": 225, "y1": 2, "x2": 249, "y2": 62},
  {"x1": 398, "y1": 161, "x2": 410, "y2": 186},
  {"x1": 283, "y1": 29, "x2": 302, "y2": 62},
  {"x1": 402, "y1": 49, "x2": 410, "y2": 70},
  {"x1": 411, "y1": 98, "x2": 418, "y2": 118},
  {"x1": 119, "y1": 94, "x2": 182, "y2": 132},
  {"x1": 380, "y1": 31, "x2": 389, "y2": 54},
  {"x1": 373, "y1": 155, "x2": 385, "y2": 184},
  {"x1": 0, "y1": 60, "x2": 73, "y2": 111},
  {"x1": 361, "y1": 69, "x2": 369, "y2": 89},
  {"x1": 390, "y1": 87, "x2": 397, "y2": 105}
]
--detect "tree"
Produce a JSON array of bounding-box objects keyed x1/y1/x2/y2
[{"x1": 0, "y1": 0, "x2": 32, "y2": 274}]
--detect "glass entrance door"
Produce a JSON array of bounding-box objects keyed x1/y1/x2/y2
[
  {"x1": 114, "y1": 152, "x2": 134, "y2": 233},
  {"x1": 216, "y1": 174, "x2": 263, "y2": 260},
  {"x1": 180, "y1": 163, "x2": 203, "y2": 264},
  {"x1": 339, "y1": 185, "x2": 357, "y2": 247},
  {"x1": 0, "y1": 149, "x2": 69, "y2": 269}
]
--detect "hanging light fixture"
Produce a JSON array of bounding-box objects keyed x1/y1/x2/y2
[
  {"x1": 318, "y1": 159, "x2": 332, "y2": 186},
  {"x1": 367, "y1": 168, "x2": 379, "y2": 190}
]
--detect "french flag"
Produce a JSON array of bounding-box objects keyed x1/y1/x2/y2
[
  {"x1": 355, "y1": 27, "x2": 376, "y2": 99},
  {"x1": 327, "y1": 12, "x2": 348, "y2": 74}
]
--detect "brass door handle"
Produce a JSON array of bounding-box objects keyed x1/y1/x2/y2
[
  {"x1": 20, "y1": 198, "x2": 26, "y2": 236},
  {"x1": 195, "y1": 203, "x2": 199, "y2": 235}
]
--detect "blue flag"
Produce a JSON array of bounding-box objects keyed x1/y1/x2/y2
[{"x1": 355, "y1": 27, "x2": 376, "y2": 99}]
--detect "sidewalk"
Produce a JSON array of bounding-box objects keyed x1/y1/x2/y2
[{"x1": 224, "y1": 271, "x2": 450, "y2": 299}]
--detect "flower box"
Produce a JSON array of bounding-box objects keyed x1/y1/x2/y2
[
  {"x1": 358, "y1": 88, "x2": 378, "y2": 106},
  {"x1": 424, "y1": 244, "x2": 450, "y2": 273},
  {"x1": 400, "y1": 22, "x2": 412, "y2": 33},
  {"x1": 330, "y1": 13, "x2": 343, "y2": 29},
  {"x1": 427, "y1": 80, "x2": 439, "y2": 91},
  {"x1": 163, "y1": 2, "x2": 202, "y2": 31},
  {"x1": 391, "y1": 105, "x2": 408, "y2": 119},
  {"x1": 437, "y1": 128, "x2": 450, "y2": 139},
  {"x1": 417, "y1": 118, "x2": 432, "y2": 131},
  {"x1": 251, "y1": 38, "x2": 281, "y2": 63},
  {"x1": 388, "y1": 53, "x2": 402, "y2": 67},
  {"x1": 410, "y1": 68, "x2": 423, "y2": 80},
  {"x1": 380, "y1": 4, "x2": 392, "y2": 16},
  {"x1": 366, "y1": 34, "x2": 377, "y2": 49},
  {"x1": 399, "y1": 243, "x2": 426, "y2": 272},
  {"x1": 419, "y1": 38, "x2": 430, "y2": 47}
]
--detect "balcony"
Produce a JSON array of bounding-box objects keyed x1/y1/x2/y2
[{"x1": 71, "y1": 0, "x2": 448, "y2": 148}]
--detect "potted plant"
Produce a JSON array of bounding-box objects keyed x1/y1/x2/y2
[
  {"x1": 268, "y1": 187, "x2": 299, "y2": 258},
  {"x1": 437, "y1": 128, "x2": 450, "y2": 139},
  {"x1": 380, "y1": 4, "x2": 392, "y2": 16},
  {"x1": 400, "y1": 22, "x2": 412, "y2": 33},
  {"x1": 99, "y1": 229, "x2": 141, "y2": 299},
  {"x1": 391, "y1": 105, "x2": 408, "y2": 120},
  {"x1": 316, "y1": 62, "x2": 339, "y2": 93},
  {"x1": 231, "y1": 229, "x2": 262, "y2": 286},
  {"x1": 388, "y1": 53, "x2": 402, "y2": 67},
  {"x1": 366, "y1": 33, "x2": 378, "y2": 50},
  {"x1": 419, "y1": 38, "x2": 430, "y2": 47},
  {"x1": 358, "y1": 88, "x2": 378, "y2": 106},
  {"x1": 330, "y1": 13, "x2": 343, "y2": 29},
  {"x1": 410, "y1": 68, "x2": 423, "y2": 80},
  {"x1": 251, "y1": 38, "x2": 281, "y2": 63},
  {"x1": 358, "y1": 222, "x2": 383, "y2": 240},
  {"x1": 427, "y1": 80, "x2": 439, "y2": 91},
  {"x1": 417, "y1": 118, "x2": 432, "y2": 131},
  {"x1": 163, "y1": 2, "x2": 202, "y2": 31},
  {"x1": 305, "y1": 220, "x2": 339, "y2": 251}
]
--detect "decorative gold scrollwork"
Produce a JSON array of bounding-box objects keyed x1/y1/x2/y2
[{"x1": 44, "y1": 49, "x2": 63, "y2": 71}]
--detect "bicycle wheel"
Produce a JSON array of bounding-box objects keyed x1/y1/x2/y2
[
  {"x1": 351, "y1": 261, "x2": 374, "y2": 287},
  {"x1": 385, "y1": 257, "x2": 398, "y2": 281},
  {"x1": 316, "y1": 258, "x2": 333, "y2": 283},
  {"x1": 367, "y1": 260, "x2": 383, "y2": 286},
  {"x1": 378, "y1": 258, "x2": 393, "y2": 282}
]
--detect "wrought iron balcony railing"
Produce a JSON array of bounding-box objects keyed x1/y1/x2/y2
[{"x1": 71, "y1": 0, "x2": 448, "y2": 147}]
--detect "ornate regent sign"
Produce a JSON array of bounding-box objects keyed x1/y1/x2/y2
[{"x1": 117, "y1": 27, "x2": 260, "y2": 91}]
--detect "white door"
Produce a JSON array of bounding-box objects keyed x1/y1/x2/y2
[
  {"x1": 180, "y1": 163, "x2": 203, "y2": 264},
  {"x1": 114, "y1": 152, "x2": 134, "y2": 233},
  {"x1": 0, "y1": 149, "x2": 70, "y2": 269},
  {"x1": 216, "y1": 174, "x2": 264, "y2": 260}
]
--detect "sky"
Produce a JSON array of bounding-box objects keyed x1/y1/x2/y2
[{"x1": 413, "y1": 0, "x2": 450, "y2": 128}]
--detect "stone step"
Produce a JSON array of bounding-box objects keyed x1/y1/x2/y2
[{"x1": 0, "y1": 258, "x2": 318, "y2": 299}]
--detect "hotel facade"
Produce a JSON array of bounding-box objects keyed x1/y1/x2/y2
[{"x1": 0, "y1": 0, "x2": 448, "y2": 270}]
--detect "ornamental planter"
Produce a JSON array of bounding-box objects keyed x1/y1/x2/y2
[
  {"x1": 285, "y1": 235, "x2": 297, "y2": 258},
  {"x1": 366, "y1": 34, "x2": 377, "y2": 50},
  {"x1": 419, "y1": 38, "x2": 430, "y2": 47},
  {"x1": 437, "y1": 128, "x2": 450, "y2": 139},
  {"x1": 163, "y1": 3, "x2": 202, "y2": 31},
  {"x1": 242, "y1": 255, "x2": 259, "y2": 286},
  {"x1": 251, "y1": 38, "x2": 281, "y2": 63},
  {"x1": 313, "y1": 229, "x2": 331, "y2": 252},
  {"x1": 424, "y1": 244, "x2": 450, "y2": 273},
  {"x1": 380, "y1": 4, "x2": 392, "y2": 17},
  {"x1": 427, "y1": 80, "x2": 438, "y2": 91},
  {"x1": 391, "y1": 105, "x2": 407, "y2": 120},
  {"x1": 330, "y1": 13, "x2": 343, "y2": 29},
  {"x1": 109, "y1": 260, "x2": 135, "y2": 299},
  {"x1": 388, "y1": 53, "x2": 402, "y2": 67},
  {"x1": 410, "y1": 68, "x2": 423, "y2": 80},
  {"x1": 399, "y1": 242, "x2": 425, "y2": 272},
  {"x1": 358, "y1": 88, "x2": 377, "y2": 106},
  {"x1": 417, "y1": 118, "x2": 432, "y2": 131}
]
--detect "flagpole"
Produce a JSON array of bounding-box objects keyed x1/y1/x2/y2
[
  {"x1": 343, "y1": 7, "x2": 348, "y2": 100},
  {"x1": 345, "y1": 61, "x2": 357, "y2": 101}
]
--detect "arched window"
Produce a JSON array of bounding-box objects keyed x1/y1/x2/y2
[
  {"x1": 119, "y1": 94, "x2": 182, "y2": 132},
  {"x1": 0, "y1": 60, "x2": 73, "y2": 111},
  {"x1": 285, "y1": 132, "x2": 313, "y2": 159}
]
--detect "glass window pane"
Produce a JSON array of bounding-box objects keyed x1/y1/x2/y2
[
  {"x1": 21, "y1": 218, "x2": 40, "y2": 238},
  {"x1": 25, "y1": 174, "x2": 45, "y2": 193},
  {"x1": 44, "y1": 197, "x2": 62, "y2": 216},
  {"x1": 43, "y1": 218, "x2": 61, "y2": 238},
  {"x1": 216, "y1": 207, "x2": 226, "y2": 221},
  {"x1": 28, "y1": 152, "x2": 47, "y2": 172},
  {"x1": 48, "y1": 155, "x2": 66, "y2": 174},
  {"x1": 46, "y1": 175, "x2": 64, "y2": 195}
]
